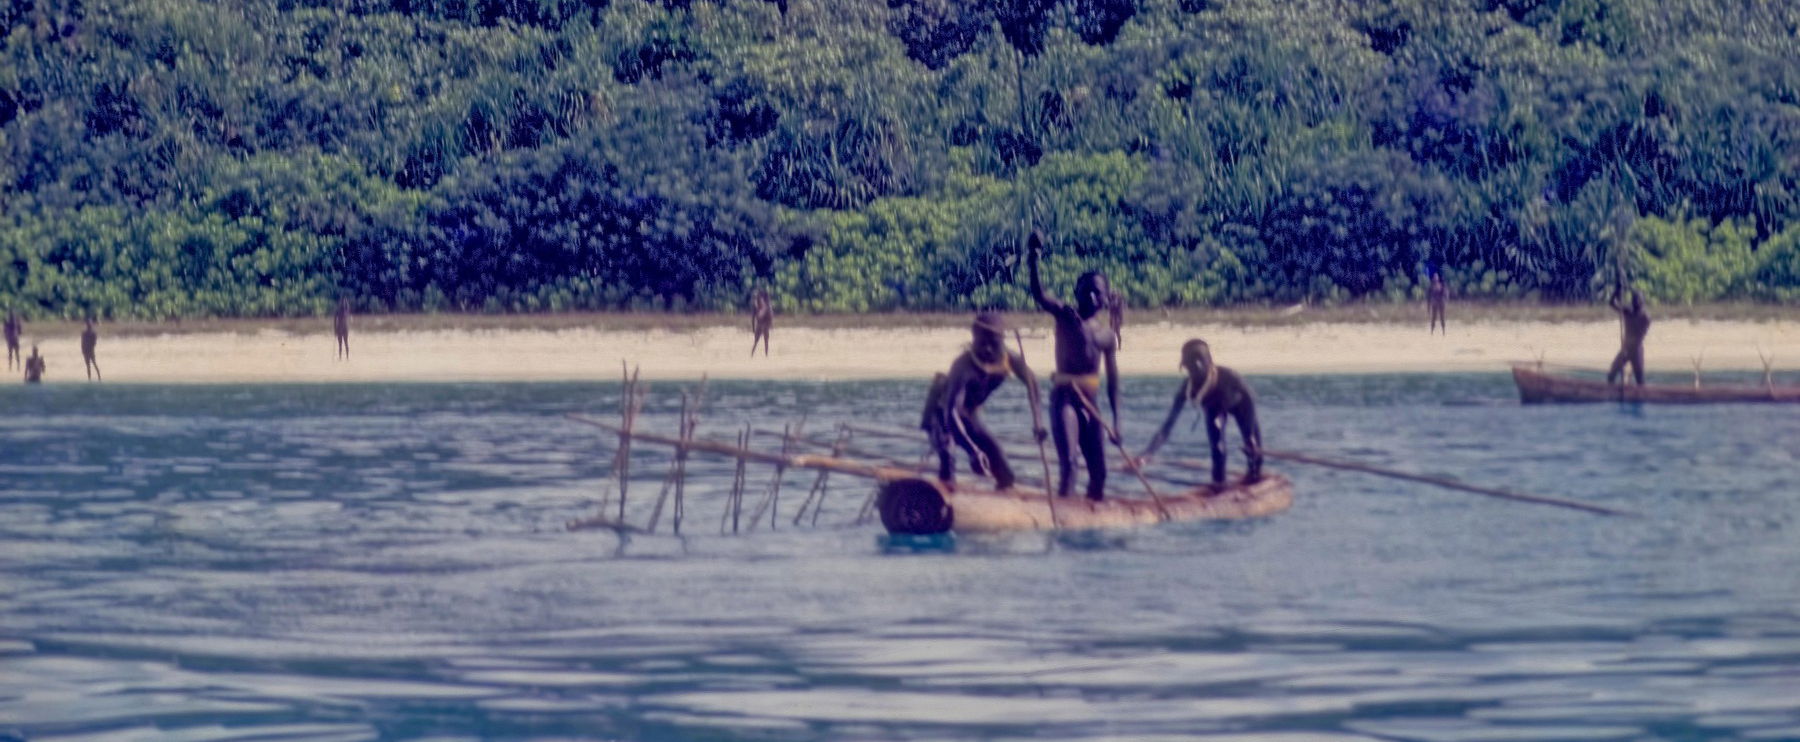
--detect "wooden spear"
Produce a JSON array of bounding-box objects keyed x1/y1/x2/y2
[{"x1": 1013, "y1": 329, "x2": 1059, "y2": 529}]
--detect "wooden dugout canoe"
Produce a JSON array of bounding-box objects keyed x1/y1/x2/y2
[
  {"x1": 877, "y1": 474, "x2": 1294, "y2": 535},
  {"x1": 568, "y1": 414, "x2": 1294, "y2": 535},
  {"x1": 1511, "y1": 363, "x2": 1800, "y2": 405}
]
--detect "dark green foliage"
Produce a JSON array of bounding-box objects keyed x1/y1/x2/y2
[
  {"x1": 3, "y1": 0, "x2": 1800, "y2": 318},
  {"x1": 886, "y1": 1, "x2": 993, "y2": 69}
]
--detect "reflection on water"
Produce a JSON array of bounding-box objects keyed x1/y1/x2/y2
[{"x1": 1, "y1": 376, "x2": 1797, "y2": 741}]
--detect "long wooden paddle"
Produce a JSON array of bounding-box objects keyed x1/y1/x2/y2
[
  {"x1": 1256, "y1": 449, "x2": 1638, "y2": 517},
  {"x1": 1012, "y1": 329, "x2": 1059, "y2": 529},
  {"x1": 1069, "y1": 385, "x2": 1171, "y2": 518}
]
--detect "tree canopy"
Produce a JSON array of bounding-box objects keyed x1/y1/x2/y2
[{"x1": 2, "y1": 0, "x2": 1798, "y2": 317}]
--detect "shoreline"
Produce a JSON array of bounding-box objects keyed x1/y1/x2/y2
[
  {"x1": 5, "y1": 301, "x2": 1800, "y2": 339},
  {"x1": 6, "y1": 315, "x2": 1795, "y2": 384}
]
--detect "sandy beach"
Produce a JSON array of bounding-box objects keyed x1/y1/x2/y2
[{"x1": 9, "y1": 313, "x2": 1797, "y2": 383}]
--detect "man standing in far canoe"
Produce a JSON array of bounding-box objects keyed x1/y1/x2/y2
[
  {"x1": 334, "y1": 298, "x2": 351, "y2": 360},
  {"x1": 81, "y1": 318, "x2": 100, "y2": 382},
  {"x1": 1026, "y1": 231, "x2": 1121, "y2": 501},
  {"x1": 1607, "y1": 288, "x2": 1652, "y2": 386},
  {"x1": 923, "y1": 313, "x2": 1047, "y2": 491}
]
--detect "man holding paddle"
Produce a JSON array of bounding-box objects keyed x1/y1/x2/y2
[{"x1": 921, "y1": 313, "x2": 1046, "y2": 491}]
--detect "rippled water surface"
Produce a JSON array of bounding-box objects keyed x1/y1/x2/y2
[{"x1": 3, "y1": 375, "x2": 1798, "y2": 741}]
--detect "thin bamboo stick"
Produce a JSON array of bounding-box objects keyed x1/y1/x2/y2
[
  {"x1": 617, "y1": 363, "x2": 642, "y2": 522},
  {"x1": 1013, "y1": 328, "x2": 1059, "y2": 529},
  {"x1": 569, "y1": 415, "x2": 918, "y2": 481},
  {"x1": 1256, "y1": 449, "x2": 1636, "y2": 517},
  {"x1": 812, "y1": 428, "x2": 856, "y2": 527},
  {"x1": 1069, "y1": 390, "x2": 1171, "y2": 518},
  {"x1": 794, "y1": 426, "x2": 851, "y2": 525}
]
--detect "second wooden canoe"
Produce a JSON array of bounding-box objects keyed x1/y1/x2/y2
[{"x1": 1512, "y1": 363, "x2": 1800, "y2": 404}]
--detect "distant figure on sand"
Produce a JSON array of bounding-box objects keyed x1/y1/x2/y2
[
  {"x1": 334, "y1": 299, "x2": 350, "y2": 359},
  {"x1": 81, "y1": 318, "x2": 100, "y2": 381},
  {"x1": 23, "y1": 345, "x2": 44, "y2": 384},
  {"x1": 1607, "y1": 288, "x2": 1652, "y2": 386},
  {"x1": 749, "y1": 288, "x2": 773, "y2": 357},
  {"x1": 1427, "y1": 273, "x2": 1448, "y2": 334},
  {"x1": 922, "y1": 313, "x2": 1046, "y2": 491},
  {"x1": 1137, "y1": 339, "x2": 1263, "y2": 486},
  {"x1": 1026, "y1": 231, "x2": 1121, "y2": 501},
  {"x1": 4, "y1": 310, "x2": 20, "y2": 370}
]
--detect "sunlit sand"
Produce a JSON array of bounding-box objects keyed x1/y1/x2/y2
[{"x1": 14, "y1": 317, "x2": 1797, "y2": 383}]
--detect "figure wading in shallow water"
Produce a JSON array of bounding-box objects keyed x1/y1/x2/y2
[
  {"x1": 1026, "y1": 231, "x2": 1120, "y2": 501},
  {"x1": 921, "y1": 313, "x2": 1046, "y2": 491},
  {"x1": 1137, "y1": 339, "x2": 1263, "y2": 487},
  {"x1": 23, "y1": 345, "x2": 45, "y2": 384},
  {"x1": 1607, "y1": 288, "x2": 1652, "y2": 386},
  {"x1": 749, "y1": 288, "x2": 773, "y2": 357}
]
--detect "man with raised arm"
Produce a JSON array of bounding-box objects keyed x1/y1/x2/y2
[
  {"x1": 1607, "y1": 288, "x2": 1652, "y2": 386},
  {"x1": 1026, "y1": 231, "x2": 1120, "y2": 501}
]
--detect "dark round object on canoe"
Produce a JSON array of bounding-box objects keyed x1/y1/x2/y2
[{"x1": 878, "y1": 477, "x2": 954, "y2": 535}]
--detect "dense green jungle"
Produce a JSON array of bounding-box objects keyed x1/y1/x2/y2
[{"x1": 2, "y1": 0, "x2": 1798, "y2": 318}]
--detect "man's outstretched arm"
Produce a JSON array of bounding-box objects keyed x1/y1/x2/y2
[{"x1": 1026, "y1": 232, "x2": 1062, "y2": 313}]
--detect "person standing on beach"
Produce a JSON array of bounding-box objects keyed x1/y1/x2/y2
[
  {"x1": 81, "y1": 318, "x2": 100, "y2": 381},
  {"x1": 1427, "y1": 273, "x2": 1448, "y2": 334},
  {"x1": 1607, "y1": 288, "x2": 1652, "y2": 386},
  {"x1": 23, "y1": 345, "x2": 45, "y2": 384},
  {"x1": 4, "y1": 309, "x2": 20, "y2": 370},
  {"x1": 1136, "y1": 339, "x2": 1263, "y2": 486},
  {"x1": 334, "y1": 299, "x2": 351, "y2": 360},
  {"x1": 923, "y1": 313, "x2": 1047, "y2": 491},
  {"x1": 749, "y1": 288, "x2": 774, "y2": 357},
  {"x1": 1026, "y1": 231, "x2": 1121, "y2": 501}
]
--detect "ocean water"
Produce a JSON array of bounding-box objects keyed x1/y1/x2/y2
[{"x1": 2, "y1": 375, "x2": 1797, "y2": 741}]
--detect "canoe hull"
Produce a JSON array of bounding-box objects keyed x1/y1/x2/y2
[
  {"x1": 1512, "y1": 364, "x2": 1800, "y2": 404},
  {"x1": 877, "y1": 474, "x2": 1293, "y2": 534}
]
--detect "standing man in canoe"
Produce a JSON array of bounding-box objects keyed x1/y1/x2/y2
[
  {"x1": 1026, "y1": 231, "x2": 1121, "y2": 501},
  {"x1": 749, "y1": 288, "x2": 773, "y2": 357},
  {"x1": 922, "y1": 313, "x2": 1047, "y2": 491},
  {"x1": 23, "y1": 344, "x2": 45, "y2": 384},
  {"x1": 1136, "y1": 339, "x2": 1263, "y2": 486},
  {"x1": 81, "y1": 318, "x2": 100, "y2": 382},
  {"x1": 4, "y1": 309, "x2": 20, "y2": 371},
  {"x1": 334, "y1": 298, "x2": 351, "y2": 360},
  {"x1": 1427, "y1": 272, "x2": 1448, "y2": 334},
  {"x1": 1606, "y1": 288, "x2": 1651, "y2": 386}
]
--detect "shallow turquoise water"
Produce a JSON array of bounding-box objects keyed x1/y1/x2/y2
[{"x1": 2, "y1": 375, "x2": 1797, "y2": 741}]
